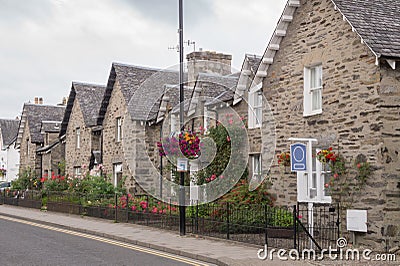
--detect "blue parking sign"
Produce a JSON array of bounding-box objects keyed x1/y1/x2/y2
[{"x1": 290, "y1": 143, "x2": 307, "y2": 171}]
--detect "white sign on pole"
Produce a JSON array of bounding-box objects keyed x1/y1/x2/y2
[{"x1": 177, "y1": 158, "x2": 188, "y2": 172}]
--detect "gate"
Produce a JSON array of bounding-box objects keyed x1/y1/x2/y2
[{"x1": 295, "y1": 203, "x2": 340, "y2": 253}]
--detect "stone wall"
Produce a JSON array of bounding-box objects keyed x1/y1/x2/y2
[
  {"x1": 102, "y1": 81, "x2": 133, "y2": 189},
  {"x1": 378, "y1": 63, "x2": 400, "y2": 250},
  {"x1": 260, "y1": 0, "x2": 398, "y2": 250},
  {"x1": 65, "y1": 99, "x2": 92, "y2": 176},
  {"x1": 187, "y1": 51, "x2": 232, "y2": 83},
  {"x1": 41, "y1": 143, "x2": 64, "y2": 177},
  {"x1": 19, "y1": 121, "x2": 38, "y2": 176}
]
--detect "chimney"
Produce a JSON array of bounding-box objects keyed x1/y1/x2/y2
[
  {"x1": 39, "y1": 97, "x2": 43, "y2": 104},
  {"x1": 186, "y1": 50, "x2": 232, "y2": 84},
  {"x1": 58, "y1": 97, "x2": 68, "y2": 106},
  {"x1": 34, "y1": 97, "x2": 39, "y2": 104}
]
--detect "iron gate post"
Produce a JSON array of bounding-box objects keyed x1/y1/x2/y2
[{"x1": 293, "y1": 205, "x2": 297, "y2": 250}]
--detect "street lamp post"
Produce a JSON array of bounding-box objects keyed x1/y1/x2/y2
[{"x1": 178, "y1": 0, "x2": 186, "y2": 236}]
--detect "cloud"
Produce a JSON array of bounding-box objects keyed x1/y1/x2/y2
[
  {"x1": 117, "y1": 0, "x2": 215, "y2": 27},
  {"x1": 0, "y1": 0, "x2": 287, "y2": 118}
]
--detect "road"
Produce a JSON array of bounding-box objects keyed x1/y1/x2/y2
[{"x1": 0, "y1": 216, "x2": 210, "y2": 266}]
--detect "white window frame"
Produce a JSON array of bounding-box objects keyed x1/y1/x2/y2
[
  {"x1": 113, "y1": 163, "x2": 123, "y2": 187},
  {"x1": 251, "y1": 154, "x2": 262, "y2": 182},
  {"x1": 74, "y1": 166, "x2": 81, "y2": 177},
  {"x1": 76, "y1": 128, "x2": 80, "y2": 149},
  {"x1": 116, "y1": 117, "x2": 122, "y2": 142},
  {"x1": 297, "y1": 148, "x2": 332, "y2": 203},
  {"x1": 303, "y1": 65, "x2": 323, "y2": 117},
  {"x1": 248, "y1": 84, "x2": 263, "y2": 128}
]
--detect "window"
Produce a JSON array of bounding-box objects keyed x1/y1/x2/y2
[
  {"x1": 74, "y1": 166, "x2": 81, "y2": 177},
  {"x1": 297, "y1": 148, "x2": 332, "y2": 203},
  {"x1": 251, "y1": 154, "x2": 262, "y2": 182},
  {"x1": 76, "y1": 128, "x2": 81, "y2": 149},
  {"x1": 26, "y1": 138, "x2": 29, "y2": 156},
  {"x1": 248, "y1": 90, "x2": 262, "y2": 128},
  {"x1": 304, "y1": 65, "x2": 322, "y2": 116},
  {"x1": 116, "y1": 117, "x2": 122, "y2": 142},
  {"x1": 113, "y1": 163, "x2": 123, "y2": 187},
  {"x1": 170, "y1": 114, "x2": 178, "y2": 136}
]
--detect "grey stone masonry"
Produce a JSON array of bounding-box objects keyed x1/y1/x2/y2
[
  {"x1": 187, "y1": 51, "x2": 232, "y2": 83},
  {"x1": 258, "y1": 0, "x2": 399, "y2": 252}
]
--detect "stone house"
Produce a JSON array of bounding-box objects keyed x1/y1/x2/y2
[
  {"x1": 0, "y1": 119, "x2": 20, "y2": 182},
  {"x1": 98, "y1": 63, "x2": 168, "y2": 192},
  {"x1": 251, "y1": 0, "x2": 399, "y2": 251},
  {"x1": 36, "y1": 120, "x2": 64, "y2": 177},
  {"x1": 16, "y1": 101, "x2": 65, "y2": 178},
  {"x1": 60, "y1": 82, "x2": 106, "y2": 177}
]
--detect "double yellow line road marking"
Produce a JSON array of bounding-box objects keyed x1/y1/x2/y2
[{"x1": 0, "y1": 215, "x2": 211, "y2": 266}]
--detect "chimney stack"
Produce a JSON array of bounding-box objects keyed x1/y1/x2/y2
[
  {"x1": 186, "y1": 50, "x2": 232, "y2": 84},
  {"x1": 34, "y1": 97, "x2": 43, "y2": 104}
]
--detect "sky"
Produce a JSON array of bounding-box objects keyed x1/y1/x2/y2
[{"x1": 0, "y1": 0, "x2": 287, "y2": 119}]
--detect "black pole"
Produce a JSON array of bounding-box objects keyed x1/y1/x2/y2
[
  {"x1": 178, "y1": 0, "x2": 186, "y2": 236},
  {"x1": 159, "y1": 128, "x2": 163, "y2": 199}
]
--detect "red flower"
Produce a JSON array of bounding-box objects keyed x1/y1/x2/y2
[{"x1": 357, "y1": 163, "x2": 361, "y2": 168}]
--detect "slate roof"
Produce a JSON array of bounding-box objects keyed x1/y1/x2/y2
[
  {"x1": 127, "y1": 70, "x2": 186, "y2": 121},
  {"x1": 245, "y1": 54, "x2": 262, "y2": 75},
  {"x1": 41, "y1": 121, "x2": 61, "y2": 134},
  {"x1": 205, "y1": 90, "x2": 235, "y2": 106},
  {"x1": 98, "y1": 63, "x2": 162, "y2": 124},
  {"x1": 60, "y1": 82, "x2": 106, "y2": 136},
  {"x1": 186, "y1": 73, "x2": 238, "y2": 116},
  {"x1": 332, "y1": 0, "x2": 400, "y2": 58},
  {"x1": 197, "y1": 73, "x2": 238, "y2": 98},
  {"x1": 233, "y1": 54, "x2": 262, "y2": 105},
  {"x1": 0, "y1": 119, "x2": 19, "y2": 147},
  {"x1": 17, "y1": 104, "x2": 65, "y2": 145}
]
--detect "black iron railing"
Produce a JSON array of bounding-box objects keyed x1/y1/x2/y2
[{"x1": 0, "y1": 190, "x2": 339, "y2": 251}]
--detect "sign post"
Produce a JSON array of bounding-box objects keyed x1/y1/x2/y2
[{"x1": 288, "y1": 137, "x2": 317, "y2": 249}]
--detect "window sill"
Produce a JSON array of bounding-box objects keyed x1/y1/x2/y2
[
  {"x1": 303, "y1": 110, "x2": 322, "y2": 118},
  {"x1": 248, "y1": 124, "x2": 262, "y2": 129}
]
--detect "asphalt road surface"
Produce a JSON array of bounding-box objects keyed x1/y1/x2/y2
[{"x1": 0, "y1": 216, "x2": 210, "y2": 266}]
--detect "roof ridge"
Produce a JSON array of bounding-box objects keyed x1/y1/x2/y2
[
  {"x1": 72, "y1": 81, "x2": 106, "y2": 87},
  {"x1": 197, "y1": 72, "x2": 238, "y2": 79},
  {"x1": 24, "y1": 103, "x2": 66, "y2": 108}
]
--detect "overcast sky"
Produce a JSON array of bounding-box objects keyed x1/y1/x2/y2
[{"x1": 0, "y1": 0, "x2": 287, "y2": 119}]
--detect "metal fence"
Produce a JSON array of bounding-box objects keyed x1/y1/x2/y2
[{"x1": 0, "y1": 190, "x2": 339, "y2": 251}]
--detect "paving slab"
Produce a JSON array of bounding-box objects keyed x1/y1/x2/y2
[{"x1": 0, "y1": 205, "x2": 396, "y2": 266}]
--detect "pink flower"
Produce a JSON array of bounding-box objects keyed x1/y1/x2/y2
[
  {"x1": 131, "y1": 206, "x2": 137, "y2": 211},
  {"x1": 219, "y1": 175, "x2": 224, "y2": 179},
  {"x1": 324, "y1": 183, "x2": 329, "y2": 188},
  {"x1": 152, "y1": 207, "x2": 158, "y2": 213},
  {"x1": 357, "y1": 163, "x2": 361, "y2": 168},
  {"x1": 226, "y1": 136, "x2": 231, "y2": 142},
  {"x1": 333, "y1": 173, "x2": 339, "y2": 179},
  {"x1": 298, "y1": 215, "x2": 303, "y2": 219}
]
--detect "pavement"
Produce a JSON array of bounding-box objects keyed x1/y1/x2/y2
[{"x1": 0, "y1": 205, "x2": 397, "y2": 266}]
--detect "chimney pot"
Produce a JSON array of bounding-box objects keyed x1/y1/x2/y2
[
  {"x1": 34, "y1": 97, "x2": 38, "y2": 104},
  {"x1": 39, "y1": 97, "x2": 43, "y2": 104}
]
